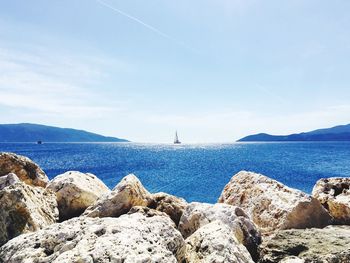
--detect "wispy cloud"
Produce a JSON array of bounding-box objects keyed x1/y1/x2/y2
[{"x1": 0, "y1": 46, "x2": 126, "y2": 118}]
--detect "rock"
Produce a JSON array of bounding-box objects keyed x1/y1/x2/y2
[
  {"x1": 47, "y1": 171, "x2": 110, "y2": 221},
  {"x1": 0, "y1": 213, "x2": 185, "y2": 263},
  {"x1": 312, "y1": 177, "x2": 350, "y2": 224},
  {"x1": 280, "y1": 257, "x2": 305, "y2": 263},
  {"x1": 83, "y1": 174, "x2": 153, "y2": 218},
  {"x1": 218, "y1": 171, "x2": 331, "y2": 233},
  {"x1": 128, "y1": 205, "x2": 169, "y2": 218},
  {"x1": 150, "y1": 192, "x2": 187, "y2": 226},
  {"x1": 0, "y1": 152, "x2": 48, "y2": 187},
  {"x1": 259, "y1": 225, "x2": 350, "y2": 262},
  {"x1": 178, "y1": 202, "x2": 261, "y2": 261},
  {"x1": 0, "y1": 173, "x2": 20, "y2": 190},
  {"x1": 183, "y1": 221, "x2": 254, "y2": 263},
  {"x1": 0, "y1": 181, "x2": 58, "y2": 246}
]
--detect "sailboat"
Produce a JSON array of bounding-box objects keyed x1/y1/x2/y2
[{"x1": 174, "y1": 131, "x2": 181, "y2": 144}]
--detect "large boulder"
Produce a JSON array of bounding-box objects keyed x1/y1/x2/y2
[
  {"x1": 218, "y1": 171, "x2": 331, "y2": 233},
  {"x1": 178, "y1": 202, "x2": 261, "y2": 261},
  {"x1": 0, "y1": 213, "x2": 186, "y2": 263},
  {"x1": 183, "y1": 221, "x2": 254, "y2": 263},
  {"x1": 0, "y1": 152, "x2": 48, "y2": 187},
  {"x1": 312, "y1": 177, "x2": 350, "y2": 224},
  {"x1": 150, "y1": 192, "x2": 187, "y2": 226},
  {"x1": 259, "y1": 225, "x2": 350, "y2": 262},
  {"x1": 83, "y1": 174, "x2": 153, "y2": 218},
  {"x1": 47, "y1": 171, "x2": 110, "y2": 221},
  {"x1": 0, "y1": 180, "x2": 58, "y2": 246}
]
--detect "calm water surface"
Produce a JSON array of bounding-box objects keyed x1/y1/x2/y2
[{"x1": 1, "y1": 142, "x2": 349, "y2": 203}]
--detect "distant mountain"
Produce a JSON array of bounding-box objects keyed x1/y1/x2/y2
[
  {"x1": 0, "y1": 123, "x2": 129, "y2": 142},
  {"x1": 238, "y1": 124, "x2": 350, "y2": 142}
]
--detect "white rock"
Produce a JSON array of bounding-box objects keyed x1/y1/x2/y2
[
  {"x1": 83, "y1": 174, "x2": 153, "y2": 218},
  {"x1": 47, "y1": 171, "x2": 110, "y2": 220},
  {"x1": 0, "y1": 213, "x2": 185, "y2": 263},
  {"x1": 0, "y1": 181, "x2": 58, "y2": 246},
  {"x1": 280, "y1": 257, "x2": 305, "y2": 263},
  {"x1": 0, "y1": 173, "x2": 20, "y2": 190},
  {"x1": 178, "y1": 202, "x2": 261, "y2": 261},
  {"x1": 183, "y1": 221, "x2": 254, "y2": 263},
  {"x1": 312, "y1": 177, "x2": 350, "y2": 224},
  {"x1": 218, "y1": 171, "x2": 331, "y2": 233}
]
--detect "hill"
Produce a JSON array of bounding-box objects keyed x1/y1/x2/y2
[
  {"x1": 0, "y1": 123, "x2": 128, "y2": 142},
  {"x1": 238, "y1": 124, "x2": 350, "y2": 142}
]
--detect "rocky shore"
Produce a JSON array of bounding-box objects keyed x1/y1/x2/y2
[{"x1": 1, "y1": 152, "x2": 350, "y2": 262}]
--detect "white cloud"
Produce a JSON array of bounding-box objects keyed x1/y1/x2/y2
[{"x1": 0, "y1": 46, "x2": 128, "y2": 118}]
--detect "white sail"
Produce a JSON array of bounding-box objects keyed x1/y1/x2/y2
[{"x1": 174, "y1": 131, "x2": 181, "y2": 144}]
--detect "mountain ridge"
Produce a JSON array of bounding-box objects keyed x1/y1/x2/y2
[
  {"x1": 0, "y1": 123, "x2": 128, "y2": 142},
  {"x1": 238, "y1": 124, "x2": 350, "y2": 142}
]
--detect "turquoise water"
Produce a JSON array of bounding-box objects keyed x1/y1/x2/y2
[{"x1": 1, "y1": 142, "x2": 350, "y2": 203}]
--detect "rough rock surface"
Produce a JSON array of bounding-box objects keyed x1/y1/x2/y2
[
  {"x1": 312, "y1": 177, "x2": 350, "y2": 224},
  {"x1": 259, "y1": 225, "x2": 350, "y2": 263},
  {"x1": 0, "y1": 213, "x2": 185, "y2": 263},
  {"x1": 151, "y1": 192, "x2": 187, "y2": 226},
  {"x1": 183, "y1": 221, "x2": 254, "y2": 263},
  {"x1": 47, "y1": 171, "x2": 110, "y2": 221},
  {"x1": 0, "y1": 152, "x2": 48, "y2": 187},
  {"x1": 280, "y1": 257, "x2": 305, "y2": 263},
  {"x1": 128, "y1": 205, "x2": 169, "y2": 218},
  {"x1": 83, "y1": 174, "x2": 153, "y2": 218},
  {"x1": 0, "y1": 173, "x2": 20, "y2": 190},
  {"x1": 178, "y1": 202, "x2": 261, "y2": 261},
  {"x1": 218, "y1": 171, "x2": 331, "y2": 233},
  {"x1": 0, "y1": 181, "x2": 58, "y2": 246}
]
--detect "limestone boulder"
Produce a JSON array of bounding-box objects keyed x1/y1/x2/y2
[
  {"x1": 83, "y1": 174, "x2": 153, "y2": 218},
  {"x1": 218, "y1": 171, "x2": 331, "y2": 233},
  {"x1": 178, "y1": 202, "x2": 261, "y2": 261},
  {"x1": 183, "y1": 221, "x2": 254, "y2": 263},
  {"x1": 312, "y1": 177, "x2": 350, "y2": 224},
  {"x1": 151, "y1": 192, "x2": 187, "y2": 226},
  {"x1": 0, "y1": 181, "x2": 58, "y2": 246},
  {"x1": 0, "y1": 213, "x2": 185, "y2": 263},
  {"x1": 0, "y1": 152, "x2": 48, "y2": 187},
  {"x1": 259, "y1": 226, "x2": 350, "y2": 262},
  {"x1": 47, "y1": 171, "x2": 110, "y2": 221}
]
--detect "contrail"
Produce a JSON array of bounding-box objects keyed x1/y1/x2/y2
[{"x1": 95, "y1": 0, "x2": 179, "y2": 43}]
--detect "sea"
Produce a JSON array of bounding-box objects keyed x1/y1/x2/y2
[{"x1": 1, "y1": 142, "x2": 350, "y2": 203}]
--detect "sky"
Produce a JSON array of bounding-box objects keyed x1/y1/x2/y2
[{"x1": 0, "y1": 0, "x2": 350, "y2": 143}]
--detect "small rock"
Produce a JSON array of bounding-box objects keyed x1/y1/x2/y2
[
  {"x1": 0, "y1": 181, "x2": 58, "y2": 246},
  {"x1": 83, "y1": 174, "x2": 153, "y2": 218},
  {"x1": 312, "y1": 177, "x2": 350, "y2": 224},
  {"x1": 259, "y1": 225, "x2": 350, "y2": 262},
  {"x1": 0, "y1": 213, "x2": 185, "y2": 263},
  {"x1": 183, "y1": 221, "x2": 254, "y2": 263},
  {"x1": 0, "y1": 173, "x2": 20, "y2": 190},
  {"x1": 280, "y1": 257, "x2": 305, "y2": 263},
  {"x1": 128, "y1": 206, "x2": 169, "y2": 218},
  {"x1": 150, "y1": 192, "x2": 187, "y2": 226},
  {"x1": 0, "y1": 152, "x2": 48, "y2": 187},
  {"x1": 218, "y1": 171, "x2": 331, "y2": 233},
  {"x1": 47, "y1": 171, "x2": 110, "y2": 221},
  {"x1": 178, "y1": 202, "x2": 261, "y2": 261}
]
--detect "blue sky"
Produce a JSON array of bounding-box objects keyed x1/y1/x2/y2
[{"x1": 0, "y1": 0, "x2": 350, "y2": 142}]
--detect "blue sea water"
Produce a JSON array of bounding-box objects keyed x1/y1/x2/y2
[{"x1": 1, "y1": 142, "x2": 350, "y2": 203}]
